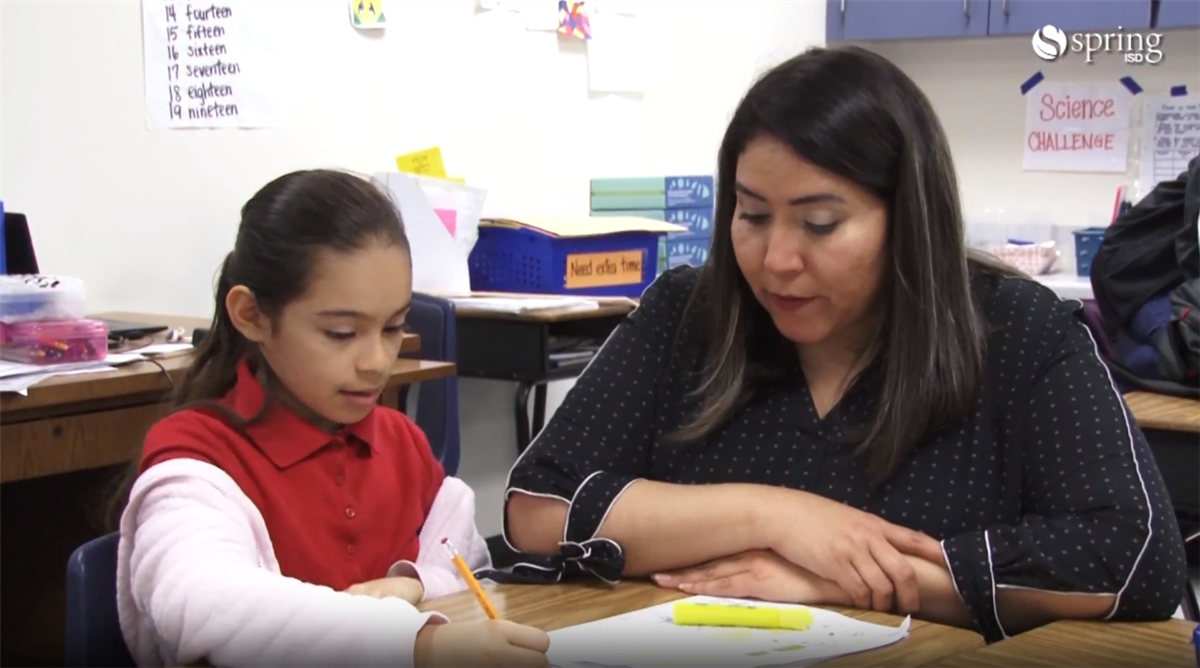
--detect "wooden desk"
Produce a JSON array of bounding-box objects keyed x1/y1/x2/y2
[
  {"x1": 0, "y1": 312, "x2": 444, "y2": 666},
  {"x1": 1125, "y1": 391, "x2": 1200, "y2": 433},
  {"x1": 418, "y1": 582, "x2": 985, "y2": 666},
  {"x1": 455, "y1": 300, "x2": 637, "y2": 453},
  {"x1": 1, "y1": 312, "x2": 433, "y2": 483},
  {"x1": 1124, "y1": 391, "x2": 1200, "y2": 518},
  {"x1": 924, "y1": 617, "x2": 1197, "y2": 667}
]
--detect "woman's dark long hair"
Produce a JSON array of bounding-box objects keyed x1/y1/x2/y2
[
  {"x1": 674, "y1": 45, "x2": 1015, "y2": 485},
  {"x1": 106, "y1": 169, "x2": 409, "y2": 527}
]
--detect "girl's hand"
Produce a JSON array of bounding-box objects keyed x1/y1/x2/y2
[
  {"x1": 765, "y1": 490, "x2": 944, "y2": 614},
  {"x1": 345, "y1": 576, "x2": 425, "y2": 604},
  {"x1": 653, "y1": 550, "x2": 851, "y2": 605},
  {"x1": 414, "y1": 620, "x2": 551, "y2": 667}
]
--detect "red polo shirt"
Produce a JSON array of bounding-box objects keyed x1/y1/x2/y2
[{"x1": 140, "y1": 360, "x2": 445, "y2": 592}]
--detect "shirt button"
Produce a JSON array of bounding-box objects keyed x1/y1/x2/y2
[
  {"x1": 335, "y1": 473, "x2": 346, "y2": 485},
  {"x1": 345, "y1": 506, "x2": 356, "y2": 519},
  {"x1": 346, "y1": 543, "x2": 357, "y2": 556}
]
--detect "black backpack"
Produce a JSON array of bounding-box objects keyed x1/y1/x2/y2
[
  {"x1": 1091, "y1": 156, "x2": 1200, "y2": 398},
  {"x1": 1153, "y1": 279, "x2": 1200, "y2": 392}
]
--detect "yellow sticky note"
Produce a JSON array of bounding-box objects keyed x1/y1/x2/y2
[
  {"x1": 350, "y1": 0, "x2": 386, "y2": 28},
  {"x1": 395, "y1": 147, "x2": 447, "y2": 178}
]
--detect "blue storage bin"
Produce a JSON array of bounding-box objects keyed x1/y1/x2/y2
[
  {"x1": 468, "y1": 225, "x2": 662, "y2": 297},
  {"x1": 1072, "y1": 227, "x2": 1107, "y2": 277}
]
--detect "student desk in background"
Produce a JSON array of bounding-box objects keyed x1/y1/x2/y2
[
  {"x1": 418, "y1": 581, "x2": 985, "y2": 666},
  {"x1": 1124, "y1": 391, "x2": 1200, "y2": 520},
  {"x1": 454, "y1": 300, "x2": 636, "y2": 453},
  {"x1": 0, "y1": 311, "x2": 435, "y2": 482},
  {"x1": 923, "y1": 617, "x2": 1198, "y2": 667},
  {"x1": 0, "y1": 311, "x2": 450, "y2": 666}
]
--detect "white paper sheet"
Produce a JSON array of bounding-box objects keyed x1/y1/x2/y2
[
  {"x1": 377, "y1": 173, "x2": 475, "y2": 296},
  {"x1": 523, "y1": 0, "x2": 560, "y2": 31},
  {"x1": 547, "y1": 596, "x2": 911, "y2": 668},
  {"x1": 141, "y1": 0, "x2": 289, "y2": 128},
  {"x1": 449, "y1": 296, "x2": 600, "y2": 314},
  {"x1": 1138, "y1": 96, "x2": 1200, "y2": 196},
  {"x1": 594, "y1": 0, "x2": 641, "y2": 14},
  {"x1": 1022, "y1": 83, "x2": 1132, "y2": 173},
  {"x1": 124, "y1": 342, "x2": 195, "y2": 356},
  {"x1": 587, "y1": 12, "x2": 647, "y2": 93},
  {"x1": 0, "y1": 366, "x2": 117, "y2": 395}
]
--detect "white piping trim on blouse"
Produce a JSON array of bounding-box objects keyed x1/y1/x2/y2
[
  {"x1": 1069, "y1": 305, "x2": 1153, "y2": 621},
  {"x1": 984, "y1": 530, "x2": 1011, "y2": 640}
]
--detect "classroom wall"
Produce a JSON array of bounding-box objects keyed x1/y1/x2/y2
[
  {"x1": 864, "y1": 27, "x2": 1200, "y2": 268},
  {"x1": 0, "y1": 0, "x2": 828, "y2": 536}
]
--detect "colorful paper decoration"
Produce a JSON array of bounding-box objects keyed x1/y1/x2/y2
[{"x1": 558, "y1": 1, "x2": 592, "y2": 39}]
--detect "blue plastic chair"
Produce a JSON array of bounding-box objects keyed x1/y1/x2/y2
[
  {"x1": 65, "y1": 532, "x2": 135, "y2": 667},
  {"x1": 400, "y1": 293, "x2": 462, "y2": 476}
]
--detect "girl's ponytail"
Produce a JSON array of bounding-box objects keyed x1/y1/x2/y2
[{"x1": 171, "y1": 252, "x2": 251, "y2": 407}]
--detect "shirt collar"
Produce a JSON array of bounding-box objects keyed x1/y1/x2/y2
[{"x1": 228, "y1": 359, "x2": 379, "y2": 469}]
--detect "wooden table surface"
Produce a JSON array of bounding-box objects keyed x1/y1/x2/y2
[
  {"x1": 417, "y1": 582, "x2": 985, "y2": 666},
  {"x1": 1124, "y1": 391, "x2": 1200, "y2": 433},
  {"x1": 924, "y1": 616, "x2": 1198, "y2": 667},
  {"x1": 0, "y1": 311, "x2": 422, "y2": 421}
]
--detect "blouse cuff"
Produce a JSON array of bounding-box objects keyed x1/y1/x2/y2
[
  {"x1": 564, "y1": 471, "x2": 640, "y2": 543},
  {"x1": 482, "y1": 473, "x2": 640, "y2": 586},
  {"x1": 941, "y1": 531, "x2": 1009, "y2": 642}
]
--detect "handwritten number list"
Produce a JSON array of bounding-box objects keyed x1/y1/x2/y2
[
  {"x1": 1148, "y1": 100, "x2": 1200, "y2": 186},
  {"x1": 143, "y1": 1, "x2": 281, "y2": 129}
]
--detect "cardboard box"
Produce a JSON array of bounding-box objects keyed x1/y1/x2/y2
[{"x1": 591, "y1": 207, "x2": 714, "y2": 239}]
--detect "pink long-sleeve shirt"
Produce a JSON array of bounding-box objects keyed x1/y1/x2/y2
[{"x1": 117, "y1": 362, "x2": 490, "y2": 666}]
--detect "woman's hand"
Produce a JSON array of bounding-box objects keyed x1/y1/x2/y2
[
  {"x1": 344, "y1": 576, "x2": 425, "y2": 604},
  {"x1": 764, "y1": 490, "x2": 945, "y2": 613},
  {"x1": 653, "y1": 550, "x2": 852, "y2": 605},
  {"x1": 414, "y1": 620, "x2": 551, "y2": 667}
]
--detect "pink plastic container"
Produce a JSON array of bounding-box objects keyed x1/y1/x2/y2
[{"x1": 0, "y1": 318, "x2": 109, "y2": 365}]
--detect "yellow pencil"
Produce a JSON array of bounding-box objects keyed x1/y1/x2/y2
[{"x1": 441, "y1": 538, "x2": 501, "y2": 620}]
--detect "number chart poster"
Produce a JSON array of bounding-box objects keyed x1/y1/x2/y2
[
  {"x1": 141, "y1": 0, "x2": 287, "y2": 129},
  {"x1": 1023, "y1": 82, "x2": 1132, "y2": 173}
]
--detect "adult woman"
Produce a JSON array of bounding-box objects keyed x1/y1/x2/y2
[{"x1": 497, "y1": 46, "x2": 1186, "y2": 641}]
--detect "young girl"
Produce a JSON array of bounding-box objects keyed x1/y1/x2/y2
[{"x1": 116, "y1": 170, "x2": 550, "y2": 667}]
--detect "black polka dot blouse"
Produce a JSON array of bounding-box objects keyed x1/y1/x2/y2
[{"x1": 494, "y1": 265, "x2": 1187, "y2": 642}]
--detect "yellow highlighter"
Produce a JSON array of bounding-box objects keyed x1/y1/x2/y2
[{"x1": 673, "y1": 602, "x2": 815, "y2": 631}]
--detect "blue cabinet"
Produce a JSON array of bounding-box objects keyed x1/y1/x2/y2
[
  {"x1": 826, "y1": 0, "x2": 989, "y2": 41},
  {"x1": 1156, "y1": 0, "x2": 1200, "y2": 28},
  {"x1": 986, "y1": 0, "x2": 1152, "y2": 35},
  {"x1": 828, "y1": 0, "x2": 1157, "y2": 42}
]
